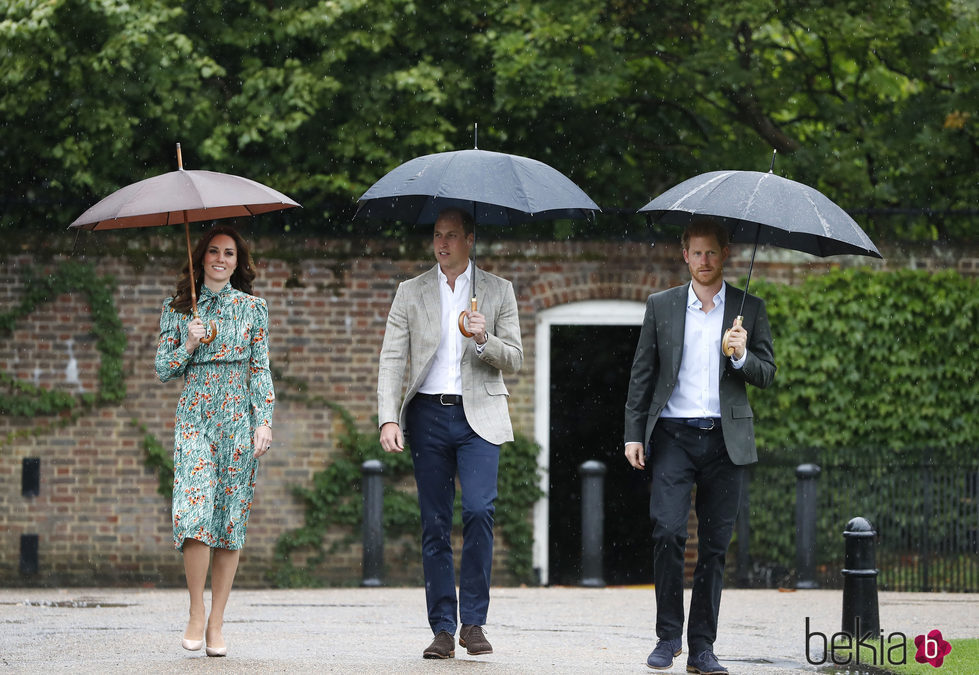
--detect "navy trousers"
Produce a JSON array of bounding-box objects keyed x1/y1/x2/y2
[
  {"x1": 648, "y1": 419, "x2": 744, "y2": 655},
  {"x1": 405, "y1": 396, "x2": 499, "y2": 635}
]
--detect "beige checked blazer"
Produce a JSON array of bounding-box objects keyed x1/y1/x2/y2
[{"x1": 377, "y1": 264, "x2": 524, "y2": 446}]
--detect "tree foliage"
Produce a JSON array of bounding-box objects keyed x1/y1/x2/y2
[{"x1": 2, "y1": 0, "x2": 976, "y2": 241}]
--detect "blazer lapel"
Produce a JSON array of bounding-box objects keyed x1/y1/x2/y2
[
  {"x1": 420, "y1": 265, "x2": 441, "y2": 336},
  {"x1": 668, "y1": 283, "x2": 688, "y2": 380},
  {"x1": 723, "y1": 282, "x2": 743, "y2": 329}
]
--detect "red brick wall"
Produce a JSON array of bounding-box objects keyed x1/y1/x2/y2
[{"x1": 1, "y1": 234, "x2": 974, "y2": 587}]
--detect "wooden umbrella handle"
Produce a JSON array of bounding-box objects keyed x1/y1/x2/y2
[
  {"x1": 200, "y1": 319, "x2": 218, "y2": 345},
  {"x1": 458, "y1": 298, "x2": 477, "y2": 338},
  {"x1": 722, "y1": 316, "x2": 743, "y2": 357}
]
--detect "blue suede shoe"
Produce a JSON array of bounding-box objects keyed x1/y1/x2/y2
[
  {"x1": 646, "y1": 637, "x2": 682, "y2": 670},
  {"x1": 686, "y1": 649, "x2": 728, "y2": 674}
]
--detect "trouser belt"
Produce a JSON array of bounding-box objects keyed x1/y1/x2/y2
[
  {"x1": 661, "y1": 417, "x2": 720, "y2": 431},
  {"x1": 416, "y1": 393, "x2": 464, "y2": 406}
]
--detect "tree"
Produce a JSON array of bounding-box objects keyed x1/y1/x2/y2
[{"x1": 2, "y1": 0, "x2": 975, "y2": 241}]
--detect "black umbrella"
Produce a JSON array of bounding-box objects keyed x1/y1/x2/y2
[
  {"x1": 355, "y1": 146, "x2": 600, "y2": 335},
  {"x1": 638, "y1": 158, "x2": 882, "y2": 354}
]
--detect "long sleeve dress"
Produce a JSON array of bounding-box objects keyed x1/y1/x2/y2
[{"x1": 155, "y1": 283, "x2": 275, "y2": 551}]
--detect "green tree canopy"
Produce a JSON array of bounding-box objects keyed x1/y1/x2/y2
[{"x1": 2, "y1": 0, "x2": 975, "y2": 241}]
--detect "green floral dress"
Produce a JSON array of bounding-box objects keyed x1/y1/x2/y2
[{"x1": 155, "y1": 283, "x2": 275, "y2": 551}]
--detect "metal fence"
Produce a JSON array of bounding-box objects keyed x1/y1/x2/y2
[{"x1": 735, "y1": 458, "x2": 979, "y2": 592}]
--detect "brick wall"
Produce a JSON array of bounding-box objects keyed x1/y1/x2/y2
[{"x1": 1, "y1": 233, "x2": 973, "y2": 587}]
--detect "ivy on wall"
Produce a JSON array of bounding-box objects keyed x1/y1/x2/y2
[
  {"x1": 0, "y1": 262, "x2": 126, "y2": 446},
  {"x1": 269, "y1": 379, "x2": 543, "y2": 587},
  {"x1": 743, "y1": 268, "x2": 979, "y2": 573},
  {"x1": 133, "y1": 419, "x2": 174, "y2": 499},
  {"x1": 751, "y1": 268, "x2": 979, "y2": 452}
]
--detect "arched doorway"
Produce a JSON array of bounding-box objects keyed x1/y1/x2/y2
[{"x1": 533, "y1": 300, "x2": 649, "y2": 586}]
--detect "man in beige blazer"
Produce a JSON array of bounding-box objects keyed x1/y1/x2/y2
[{"x1": 378, "y1": 208, "x2": 523, "y2": 659}]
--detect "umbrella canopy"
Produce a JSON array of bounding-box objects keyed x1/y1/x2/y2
[
  {"x1": 69, "y1": 143, "x2": 300, "y2": 343},
  {"x1": 70, "y1": 168, "x2": 299, "y2": 230},
  {"x1": 355, "y1": 146, "x2": 599, "y2": 336},
  {"x1": 639, "y1": 166, "x2": 882, "y2": 356},
  {"x1": 638, "y1": 169, "x2": 881, "y2": 259},
  {"x1": 354, "y1": 148, "x2": 599, "y2": 226}
]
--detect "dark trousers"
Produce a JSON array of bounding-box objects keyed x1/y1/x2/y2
[
  {"x1": 405, "y1": 397, "x2": 499, "y2": 635},
  {"x1": 648, "y1": 420, "x2": 744, "y2": 654}
]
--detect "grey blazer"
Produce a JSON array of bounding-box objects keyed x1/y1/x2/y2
[
  {"x1": 377, "y1": 264, "x2": 524, "y2": 446},
  {"x1": 624, "y1": 282, "x2": 776, "y2": 465}
]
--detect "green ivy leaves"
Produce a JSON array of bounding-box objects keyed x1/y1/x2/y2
[
  {"x1": 751, "y1": 268, "x2": 979, "y2": 455},
  {"x1": 0, "y1": 262, "x2": 126, "y2": 444}
]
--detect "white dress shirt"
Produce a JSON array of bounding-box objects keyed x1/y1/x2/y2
[
  {"x1": 418, "y1": 261, "x2": 473, "y2": 396},
  {"x1": 661, "y1": 282, "x2": 745, "y2": 420}
]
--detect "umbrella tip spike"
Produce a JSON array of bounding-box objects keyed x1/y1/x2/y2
[
  {"x1": 176, "y1": 142, "x2": 184, "y2": 170},
  {"x1": 474, "y1": 122, "x2": 478, "y2": 149},
  {"x1": 769, "y1": 148, "x2": 777, "y2": 173}
]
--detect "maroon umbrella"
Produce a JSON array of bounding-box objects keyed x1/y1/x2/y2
[{"x1": 70, "y1": 143, "x2": 300, "y2": 342}]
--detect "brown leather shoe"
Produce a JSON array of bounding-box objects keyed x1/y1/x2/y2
[
  {"x1": 459, "y1": 624, "x2": 493, "y2": 655},
  {"x1": 423, "y1": 631, "x2": 455, "y2": 659}
]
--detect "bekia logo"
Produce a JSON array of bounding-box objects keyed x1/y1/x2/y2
[
  {"x1": 914, "y1": 629, "x2": 952, "y2": 668},
  {"x1": 806, "y1": 618, "x2": 953, "y2": 668}
]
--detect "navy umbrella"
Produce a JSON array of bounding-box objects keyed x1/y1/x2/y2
[
  {"x1": 355, "y1": 146, "x2": 599, "y2": 334},
  {"x1": 354, "y1": 148, "x2": 599, "y2": 226},
  {"x1": 639, "y1": 160, "x2": 882, "y2": 354}
]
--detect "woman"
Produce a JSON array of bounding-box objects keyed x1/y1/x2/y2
[{"x1": 155, "y1": 225, "x2": 274, "y2": 657}]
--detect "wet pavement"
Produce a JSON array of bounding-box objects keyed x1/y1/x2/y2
[{"x1": 1, "y1": 586, "x2": 976, "y2": 673}]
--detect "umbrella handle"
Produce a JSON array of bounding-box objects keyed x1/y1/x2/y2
[
  {"x1": 200, "y1": 320, "x2": 218, "y2": 345},
  {"x1": 722, "y1": 316, "x2": 743, "y2": 357},
  {"x1": 458, "y1": 298, "x2": 477, "y2": 338},
  {"x1": 193, "y1": 310, "x2": 218, "y2": 345}
]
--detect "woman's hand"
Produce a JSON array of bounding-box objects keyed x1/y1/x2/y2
[
  {"x1": 253, "y1": 424, "x2": 272, "y2": 458},
  {"x1": 185, "y1": 318, "x2": 206, "y2": 354}
]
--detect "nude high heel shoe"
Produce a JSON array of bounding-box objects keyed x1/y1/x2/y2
[
  {"x1": 181, "y1": 637, "x2": 204, "y2": 651},
  {"x1": 205, "y1": 644, "x2": 227, "y2": 657}
]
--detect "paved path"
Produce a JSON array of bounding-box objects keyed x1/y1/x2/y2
[{"x1": 1, "y1": 587, "x2": 975, "y2": 673}]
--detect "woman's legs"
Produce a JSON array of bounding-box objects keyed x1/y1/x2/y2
[
  {"x1": 205, "y1": 548, "x2": 241, "y2": 648},
  {"x1": 182, "y1": 539, "x2": 210, "y2": 641}
]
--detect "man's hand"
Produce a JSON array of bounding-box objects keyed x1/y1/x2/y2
[
  {"x1": 726, "y1": 320, "x2": 748, "y2": 360},
  {"x1": 625, "y1": 442, "x2": 645, "y2": 470},
  {"x1": 465, "y1": 309, "x2": 488, "y2": 345},
  {"x1": 379, "y1": 422, "x2": 404, "y2": 453}
]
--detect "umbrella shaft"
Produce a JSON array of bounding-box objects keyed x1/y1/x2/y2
[
  {"x1": 739, "y1": 226, "x2": 761, "y2": 317},
  {"x1": 184, "y1": 215, "x2": 198, "y2": 316}
]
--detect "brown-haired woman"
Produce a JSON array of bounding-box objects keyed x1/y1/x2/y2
[{"x1": 155, "y1": 225, "x2": 274, "y2": 657}]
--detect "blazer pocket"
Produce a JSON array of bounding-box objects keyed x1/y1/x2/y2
[
  {"x1": 485, "y1": 381, "x2": 509, "y2": 397},
  {"x1": 731, "y1": 404, "x2": 753, "y2": 419}
]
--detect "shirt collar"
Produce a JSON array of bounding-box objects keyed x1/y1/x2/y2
[
  {"x1": 686, "y1": 281, "x2": 726, "y2": 310},
  {"x1": 437, "y1": 259, "x2": 473, "y2": 287}
]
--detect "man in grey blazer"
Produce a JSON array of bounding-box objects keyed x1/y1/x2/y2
[
  {"x1": 624, "y1": 220, "x2": 776, "y2": 674},
  {"x1": 378, "y1": 208, "x2": 523, "y2": 660}
]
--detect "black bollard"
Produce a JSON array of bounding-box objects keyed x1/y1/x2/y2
[
  {"x1": 795, "y1": 463, "x2": 821, "y2": 589},
  {"x1": 841, "y1": 517, "x2": 879, "y2": 639},
  {"x1": 579, "y1": 460, "x2": 606, "y2": 587},
  {"x1": 361, "y1": 459, "x2": 384, "y2": 587}
]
